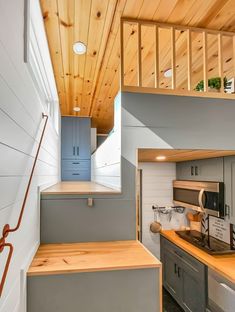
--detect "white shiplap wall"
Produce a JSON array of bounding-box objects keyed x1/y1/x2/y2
[
  {"x1": 91, "y1": 94, "x2": 121, "y2": 190},
  {"x1": 0, "y1": 1, "x2": 60, "y2": 311},
  {"x1": 138, "y1": 163, "x2": 188, "y2": 259}
]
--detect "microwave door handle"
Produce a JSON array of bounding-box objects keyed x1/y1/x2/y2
[{"x1": 198, "y1": 188, "x2": 205, "y2": 212}]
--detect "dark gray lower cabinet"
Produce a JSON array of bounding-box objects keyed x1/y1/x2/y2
[{"x1": 160, "y1": 236, "x2": 207, "y2": 312}]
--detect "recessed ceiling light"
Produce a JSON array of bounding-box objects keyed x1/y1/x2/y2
[
  {"x1": 73, "y1": 106, "x2": 81, "y2": 112},
  {"x1": 156, "y1": 155, "x2": 166, "y2": 161},
  {"x1": 73, "y1": 41, "x2": 87, "y2": 55},
  {"x1": 164, "y1": 68, "x2": 172, "y2": 78}
]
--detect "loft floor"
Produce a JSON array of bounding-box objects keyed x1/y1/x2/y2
[
  {"x1": 42, "y1": 181, "x2": 121, "y2": 195},
  {"x1": 27, "y1": 240, "x2": 161, "y2": 276}
]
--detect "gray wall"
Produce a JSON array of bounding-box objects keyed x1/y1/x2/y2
[
  {"x1": 28, "y1": 268, "x2": 160, "y2": 312},
  {"x1": 41, "y1": 91, "x2": 235, "y2": 245},
  {"x1": 120, "y1": 91, "x2": 235, "y2": 242}
]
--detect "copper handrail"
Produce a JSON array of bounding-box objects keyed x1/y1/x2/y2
[{"x1": 0, "y1": 113, "x2": 48, "y2": 297}]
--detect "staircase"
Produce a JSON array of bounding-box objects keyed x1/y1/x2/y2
[{"x1": 27, "y1": 182, "x2": 162, "y2": 312}]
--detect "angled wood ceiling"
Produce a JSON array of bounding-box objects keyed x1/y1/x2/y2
[{"x1": 40, "y1": 0, "x2": 235, "y2": 133}]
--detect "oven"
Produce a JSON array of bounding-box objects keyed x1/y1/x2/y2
[{"x1": 173, "y1": 180, "x2": 224, "y2": 217}]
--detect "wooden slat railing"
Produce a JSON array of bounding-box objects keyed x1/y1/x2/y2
[
  {"x1": 0, "y1": 113, "x2": 48, "y2": 297},
  {"x1": 120, "y1": 17, "x2": 235, "y2": 99}
]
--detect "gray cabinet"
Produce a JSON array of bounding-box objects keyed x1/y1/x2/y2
[
  {"x1": 161, "y1": 236, "x2": 207, "y2": 312},
  {"x1": 176, "y1": 157, "x2": 223, "y2": 182},
  {"x1": 224, "y1": 156, "x2": 235, "y2": 224},
  {"x1": 61, "y1": 117, "x2": 91, "y2": 181}
]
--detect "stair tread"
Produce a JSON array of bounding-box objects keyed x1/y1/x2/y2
[
  {"x1": 42, "y1": 181, "x2": 121, "y2": 195},
  {"x1": 28, "y1": 240, "x2": 160, "y2": 276}
]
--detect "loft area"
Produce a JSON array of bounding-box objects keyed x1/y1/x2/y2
[{"x1": 121, "y1": 18, "x2": 235, "y2": 99}]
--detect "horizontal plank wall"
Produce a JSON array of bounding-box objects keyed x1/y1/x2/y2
[
  {"x1": 91, "y1": 93, "x2": 121, "y2": 190},
  {"x1": 0, "y1": 0, "x2": 60, "y2": 311}
]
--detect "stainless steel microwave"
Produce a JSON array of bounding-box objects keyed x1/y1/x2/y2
[{"x1": 173, "y1": 180, "x2": 224, "y2": 217}]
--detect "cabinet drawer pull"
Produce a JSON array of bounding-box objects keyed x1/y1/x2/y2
[
  {"x1": 195, "y1": 166, "x2": 198, "y2": 176},
  {"x1": 174, "y1": 263, "x2": 177, "y2": 274},
  {"x1": 72, "y1": 162, "x2": 80, "y2": 165},
  {"x1": 177, "y1": 267, "x2": 181, "y2": 278},
  {"x1": 191, "y1": 166, "x2": 194, "y2": 176},
  {"x1": 225, "y1": 204, "x2": 230, "y2": 217},
  {"x1": 72, "y1": 173, "x2": 80, "y2": 176},
  {"x1": 73, "y1": 146, "x2": 75, "y2": 155},
  {"x1": 77, "y1": 147, "x2": 79, "y2": 155}
]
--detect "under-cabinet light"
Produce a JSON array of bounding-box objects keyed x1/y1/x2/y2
[{"x1": 156, "y1": 156, "x2": 166, "y2": 161}]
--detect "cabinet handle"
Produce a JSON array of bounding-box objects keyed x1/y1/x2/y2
[
  {"x1": 77, "y1": 147, "x2": 79, "y2": 155},
  {"x1": 195, "y1": 166, "x2": 198, "y2": 176},
  {"x1": 72, "y1": 173, "x2": 80, "y2": 176},
  {"x1": 225, "y1": 204, "x2": 230, "y2": 217},
  {"x1": 73, "y1": 146, "x2": 75, "y2": 155},
  {"x1": 174, "y1": 263, "x2": 177, "y2": 274},
  {"x1": 177, "y1": 267, "x2": 181, "y2": 278},
  {"x1": 72, "y1": 162, "x2": 80, "y2": 165},
  {"x1": 191, "y1": 166, "x2": 194, "y2": 176}
]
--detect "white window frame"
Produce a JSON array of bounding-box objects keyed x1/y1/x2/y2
[{"x1": 24, "y1": 0, "x2": 59, "y2": 133}]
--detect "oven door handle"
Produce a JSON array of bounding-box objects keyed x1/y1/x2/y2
[{"x1": 198, "y1": 188, "x2": 205, "y2": 212}]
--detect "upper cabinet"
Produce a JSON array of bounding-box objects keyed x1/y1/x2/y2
[
  {"x1": 61, "y1": 117, "x2": 91, "y2": 181},
  {"x1": 61, "y1": 117, "x2": 91, "y2": 160},
  {"x1": 224, "y1": 156, "x2": 235, "y2": 224},
  {"x1": 176, "y1": 158, "x2": 224, "y2": 182}
]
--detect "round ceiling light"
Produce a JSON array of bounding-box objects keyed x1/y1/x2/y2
[
  {"x1": 73, "y1": 41, "x2": 87, "y2": 55},
  {"x1": 164, "y1": 68, "x2": 172, "y2": 78},
  {"x1": 156, "y1": 155, "x2": 166, "y2": 161},
  {"x1": 73, "y1": 106, "x2": 81, "y2": 112}
]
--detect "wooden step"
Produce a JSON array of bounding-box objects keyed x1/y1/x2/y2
[
  {"x1": 28, "y1": 240, "x2": 161, "y2": 276},
  {"x1": 42, "y1": 181, "x2": 121, "y2": 196}
]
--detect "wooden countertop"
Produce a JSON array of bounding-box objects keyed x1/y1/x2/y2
[
  {"x1": 161, "y1": 230, "x2": 235, "y2": 283},
  {"x1": 42, "y1": 181, "x2": 121, "y2": 195},
  {"x1": 28, "y1": 240, "x2": 161, "y2": 276}
]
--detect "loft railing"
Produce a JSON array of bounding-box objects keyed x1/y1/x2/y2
[
  {"x1": 0, "y1": 113, "x2": 48, "y2": 297},
  {"x1": 120, "y1": 17, "x2": 235, "y2": 99}
]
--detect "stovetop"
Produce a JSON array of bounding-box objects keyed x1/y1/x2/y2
[{"x1": 175, "y1": 230, "x2": 235, "y2": 255}]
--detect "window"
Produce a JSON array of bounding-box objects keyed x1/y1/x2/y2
[{"x1": 25, "y1": 0, "x2": 59, "y2": 133}]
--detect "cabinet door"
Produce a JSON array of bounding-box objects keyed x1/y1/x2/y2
[
  {"x1": 195, "y1": 158, "x2": 223, "y2": 182},
  {"x1": 76, "y1": 118, "x2": 91, "y2": 159},
  {"x1": 163, "y1": 251, "x2": 181, "y2": 301},
  {"x1": 224, "y1": 156, "x2": 235, "y2": 224},
  {"x1": 176, "y1": 161, "x2": 196, "y2": 180},
  {"x1": 180, "y1": 261, "x2": 207, "y2": 312},
  {"x1": 176, "y1": 158, "x2": 223, "y2": 182},
  {"x1": 61, "y1": 117, "x2": 76, "y2": 159}
]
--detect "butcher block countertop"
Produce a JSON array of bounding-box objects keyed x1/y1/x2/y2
[
  {"x1": 41, "y1": 181, "x2": 121, "y2": 195},
  {"x1": 28, "y1": 240, "x2": 161, "y2": 276},
  {"x1": 161, "y1": 230, "x2": 235, "y2": 283}
]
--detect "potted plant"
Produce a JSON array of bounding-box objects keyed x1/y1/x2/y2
[{"x1": 195, "y1": 77, "x2": 232, "y2": 92}]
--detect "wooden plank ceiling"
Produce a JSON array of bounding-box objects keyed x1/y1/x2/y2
[
  {"x1": 138, "y1": 149, "x2": 235, "y2": 162},
  {"x1": 40, "y1": 0, "x2": 235, "y2": 133}
]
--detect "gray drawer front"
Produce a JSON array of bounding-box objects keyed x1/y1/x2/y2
[
  {"x1": 61, "y1": 169, "x2": 91, "y2": 181},
  {"x1": 161, "y1": 236, "x2": 205, "y2": 278},
  {"x1": 62, "y1": 160, "x2": 90, "y2": 170}
]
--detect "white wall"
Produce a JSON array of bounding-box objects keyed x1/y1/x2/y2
[
  {"x1": 0, "y1": 1, "x2": 60, "y2": 311},
  {"x1": 138, "y1": 162, "x2": 187, "y2": 259},
  {"x1": 91, "y1": 94, "x2": 121, "y2": 190}
]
